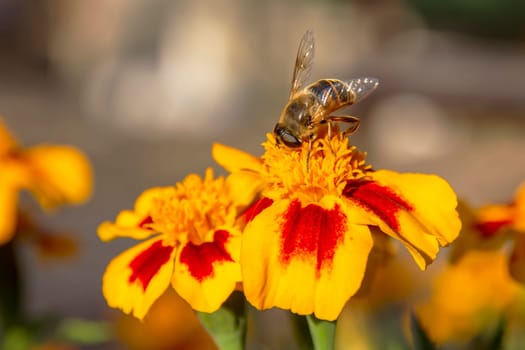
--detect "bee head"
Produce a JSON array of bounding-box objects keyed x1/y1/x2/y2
[{"x1": 274, "y1": 123, "x2": 302, "y2": 148}]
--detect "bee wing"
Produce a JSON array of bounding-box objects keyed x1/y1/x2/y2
[
  {"x1": 290, "y1": 30, "x2": 315, "y2": 96},
  {"x1": 345, "y1": 77, "x2": 379, "y2": 104}
]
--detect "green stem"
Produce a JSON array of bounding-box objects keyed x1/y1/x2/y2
[
  {"x1": 306, "y1": 315, "x2": 336, "y2": 350},
  {"x1": 0, "y1": 240, "x2": 22, "y2": 329},
  {"x1": 197, "y1": 291, "x2": 246, "y2": 350}
]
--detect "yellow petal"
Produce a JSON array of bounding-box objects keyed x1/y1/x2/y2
[
  {"x1": 242, "y1": 196, "x2": 373, "y2": 321},
  {"x1": 23, "y1": 145, "x2": 93, "y2": 208},
  {"x1": 172, "y1": 229, "x2": 241, "y2": 313},
  {"x1": 102, "y1": 237, "x2": 176, "y2": 319},
  {"x1": 0, "y1": 183, "x2": 18, "y2": 245},
  {"x1": 345, "y1": 171, "x2": 460, "y2": 270},
  {"x1": 212, "y1": 143, "x2": 262, "y2": 173},
  {"x1": 98, "y1": 187, "x2": 169, "y2": 241},
  {"x1": 225, "y1": 171, "x2": 264, "y2": 210}
]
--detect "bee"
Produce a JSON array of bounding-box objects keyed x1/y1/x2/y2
[{"x1": 274, "y1": 30, "x2": 379, "y2": 156}]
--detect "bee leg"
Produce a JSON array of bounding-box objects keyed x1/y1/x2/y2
[
  {"x1": 326, "y1": 115, "x2": 361, "y2": 136},
  {"x1": 327, "y1": 121, "x2": 336, "y2": 155},
  {"x1": 306, "y1": 136, "x2": 312, "y2": 172}
]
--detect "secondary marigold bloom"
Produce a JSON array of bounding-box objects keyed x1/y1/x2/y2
[
  {"x1": 213, "y1": 133, "x2": 460, "y2": 321},
  {"x1": 416, "y1": 250, "x2": 525, "y2": 345},
  {"x1": 476, "y1": 182, "x2": 525, "y2": 235},
  {"x1": 0, "y1": 119, "x2": 92, "y2": 244},
  {"x1": 99, "y1": 168, "x2": 247, "y2": 319},
  {"x1": 473, "y1": 182, "x2": 525, "y2": 283}
]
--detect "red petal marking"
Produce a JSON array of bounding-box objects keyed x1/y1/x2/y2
[
  {"x1": 179, "y1": 230, "x2": 234, "y2": 282},
  {"x1": 343, "y1": 180, "x2": 412, "y2": 231},
  {"x1": 280, "y1": 200, "x2": 346, "y2": 274},
  {"x1": 128, "y1": 240, "x2": 174, "y2": 291},
  {"x1": 474, "y1": 219, "x2": 513, "y2": 238},
  {"x1": 138, "y1": 216, "x2": 153, "y2": 229},
  {"x1": 241, "y1": 197, "x2": 273, "y2": 223}
]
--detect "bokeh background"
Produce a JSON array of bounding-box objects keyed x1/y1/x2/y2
[{"x1": 1, "y1": 0, "x2": 524, "y2": 348}]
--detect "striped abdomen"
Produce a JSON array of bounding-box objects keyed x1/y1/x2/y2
[
  {"x1": 306, "y1": 79, "x2": 354, "y2": 114},
  {"x1": 305, "y1": 77, "x2": 379, "y2": 115}
]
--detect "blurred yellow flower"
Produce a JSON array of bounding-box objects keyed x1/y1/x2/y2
[
  {"x1": 416, "y1": 250, "x2": 525, "y2": 344},
  {"x1": 99, "y1": 168, "x2": 254, "y2": 319},
  {"x1": 213, "y1": 132, "x2": 461, "y2": 321},
  {"x1": 477, "y1": 181, "x2": 525, "y2": 235},
  {"x1": 477, "y1": 182, "x2": 525, "y2": 283},
  {"x1": 0, "y1": 119, "x2": 92, "y2": 245}
]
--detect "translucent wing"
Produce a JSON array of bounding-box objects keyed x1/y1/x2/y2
[
  {"x1": 290, "y1": 30, "x2": 315, "y2": 96},
  {"x1": 345, "y1": 77, "x2": 379, "y2": 104}
]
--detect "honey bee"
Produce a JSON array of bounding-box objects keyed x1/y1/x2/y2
[{"x1": 274, "y1": 30, "x2": 379, "y2": 152}]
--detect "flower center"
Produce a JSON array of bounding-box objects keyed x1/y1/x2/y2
[
  {"x1": 149, "y1": 169, "x2": 236, "y2": 245},
  {"x1": 261, "y1": 133, "x2": 371, "y2": 202}
]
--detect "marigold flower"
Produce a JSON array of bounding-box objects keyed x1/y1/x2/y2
[
  {"x1": 476, "y1": 181, "x2": 525, "y2": 236},
  {"x1": 99, "y1": 168, "x2": 250, "y2": 319},
  {"x1": 0, "y1": 119, "x2": 92, "y2": 244},
  {"x1": 473, "y1": 181, "x2": 525, "y2": 283},
  {"x1": 416, "y1": 250, "x2": 525, "y2": 345},
  {"x1": 213, "y1": 133, "x2": 460, "y2": 321}
]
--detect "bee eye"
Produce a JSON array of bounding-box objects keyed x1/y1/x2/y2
[{"x1": 274, "y1": 124, "x2": 301, "y2": 148}]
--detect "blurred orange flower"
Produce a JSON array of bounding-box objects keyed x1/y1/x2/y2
[
  {"x1": 416, "y1": 250, "x2": 525, "y2": 345},
  {"x1": 477, "y1": 182, "x2": 525, "y2": 283},
  {"x1": 477, "y1": 182, "x2": 525, "y2": 236},
  {"x1": 451, "y1": 182, "x2": 525, "y2": 283},
  {"x1": 0, "y1": 118, "x2": 92, "y2": 245}
]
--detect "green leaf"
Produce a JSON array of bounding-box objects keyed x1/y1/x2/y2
[
  {"x1": 197, "y1": 291, "x2": 246, "y2": 350},
  {"x1": 409, "y1": 312, "x2": 436, "y2": 350},
  {"x1": 2, "y1": 326, "x2": 33, "y2": 350},
  {"x1": 55, "y1": 318, "x2": 112, "y2": 345},
  {"x1": 306, "y1": 315, "x2": 335, "y2": 350},
  {"x1": 467, "y1": 317, "x2": 506, "y2": 350}
]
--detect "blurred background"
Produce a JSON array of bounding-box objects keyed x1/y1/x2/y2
[{"x1": 1, "y1": 0, "x2": 524, "y2": 348}]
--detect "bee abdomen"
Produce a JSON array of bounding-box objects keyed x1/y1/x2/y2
[{"x1": 307, "y1": 79, "x2": 352, "y2": 111}]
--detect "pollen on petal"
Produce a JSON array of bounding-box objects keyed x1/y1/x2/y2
[
  {"x1": 280, "y1": 200, "x2": 346, "y2": 273},
  {"x1": 179, "y1": 230, "x2": 234, "y2": 282},
  {"x1": 128, "y1": 240, "x2": 174, "y2": 291},
  {"x1": 343, "y1": 180, "x2": 412, "y2": 231}
]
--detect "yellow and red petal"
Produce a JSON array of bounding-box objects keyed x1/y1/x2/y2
[
  {"x1": 239, "y1": 197, "x2": 274, "y2": 224},
  {"x1": 98, "y1": 187, "x2": 169, "y2": 242},
  {"x1": 102, "y1": 236, "x2": 176, "y2": 319},
  {"x1": 172, "y1": 229, "x2": 241, "y2": 313},
  {"x1": 343, "y1": 170, "x2": 460, "y2": 270},
  {"x1": 212, "y1": 143, "x2": 263, "y2": 173},
  {"x1": 476, "y1": 205, "x2": 514, "y2": 237},
  {"x1": 23, "y1": 145, "x2": 93, "y2": 209},
  {"x1": 241, "y1": 196, "x2": 373, "y2": 321}
]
